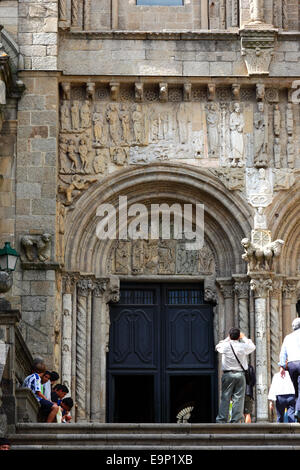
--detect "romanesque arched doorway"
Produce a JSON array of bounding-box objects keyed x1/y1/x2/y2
[{"x1": 62, "y1": 164, "x2": 252, "y2": 422}]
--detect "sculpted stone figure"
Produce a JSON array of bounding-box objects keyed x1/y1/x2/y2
[
  {"x1": 120, "y1": 104, "x2": 131, "y2": 144},
  {"x1": 21, "y1": 233, "x2": 52, "y2": 263},
  {"x1": 241, "y1": 237, "x2": 284, "y2": 273},
  {"x1": 176, "y1": 103, "x2": 189, "y2": 144},
  {"x1": 132, "y1": 104, "x2": 144, "y2": 144},
  {"x1": 59, "y1": 136, "x2": 69, "y2": 173},
  {"x1": 206, "y1": 102, "x2": 219, "y2": 157},
  {"x1": 254, "y1": 104, "x2": 268, "y2": 167},
  {"x1": 106, "y1": 104, "x2": 120, "y2": 145},
  {"x1": 60, "y1": 101, "x2": 71, "y2": 131},
  {"x1": 59, "y1": 175, "x2": 97, "y2": 204},
  {"x1": 78, "y1": 138, "x2": 89, "y2": 172},
  {"x1": 229, "y1": 103, "x2": 244, "y2": 167},
  {"x1": 273, "y1": 104, "x2": 281, "y2": 137},
  {"x1": 93, "y1": 149, "x2": 108, "y2": 174},
  {"x1": 80, "y1": 100, "x2": 91, "y2": 128},
  {"x1": 67, "y1": 138, "x2": 79, "y2": 172},
  {"x1": 273, "y1": 137, "x2": 281, "y2": 169},
  {"x1": 286, "y1": 135, "x2": 295, "y2": 169},
  {"x1": 71, "y1": 101, "x2": 80, "y2": 130}
]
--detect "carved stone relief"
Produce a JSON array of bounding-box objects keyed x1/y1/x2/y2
[
  {"x1": 57, "y1": 83, "x2": 298, "y2": 207},
  {"x1": 21, "y1": 233, "x2": 52, "y2": 263},
  {"x1": 109, "y1": 239, "x2": 216, "y2": 276}
]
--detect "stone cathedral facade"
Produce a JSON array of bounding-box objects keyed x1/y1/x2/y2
[{"x1": 0, "y1": 0, "x2": 300, "y2": 423}]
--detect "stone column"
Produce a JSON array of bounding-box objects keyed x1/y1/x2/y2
[
  {"x1": 61, "y1": 275, "x2": 76, "y2": 394},
  {"x1": 75, "y1": 278, "x2": 93, "y2": 422},
  {"x1": 249, "y1": 0, "x2": 264, "y2": 24},
  {"x1": 282, "y1": 279, "x2": 298, "y2": 338},
  {"x1": 234, "y1": 276, "x2": 250, "y2": 337},
  {"x1": 250, "y1": 275, "x2": 272, "y2": 422},
  {"x1": 217, "y1": 278, "x2": 234, "y2": 337},
  {"x1": 270, "y1": 277, "x2": 283, "y2": 377},
  {"x1": 90, "y1": 279, "x2": 107, "y2": 423}
]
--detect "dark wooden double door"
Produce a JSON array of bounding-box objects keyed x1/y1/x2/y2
[{"x1": 107, "y1": 283, "x2": 217, "y2": 423}]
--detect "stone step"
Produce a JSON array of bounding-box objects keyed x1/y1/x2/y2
[
  {"x1": 8, "y1": 428, "x2": 300, "y2": 450},
  {"x1": 13, "y1": 422, "x2": 300, "y2": 435}
]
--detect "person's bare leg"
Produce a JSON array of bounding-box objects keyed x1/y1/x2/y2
[
  {"x1": 244, "y1": 413, "x2": 251, "y2": 423},
  {"x1": 47, "y1": 405, "x2": 59, "y2": 423}
]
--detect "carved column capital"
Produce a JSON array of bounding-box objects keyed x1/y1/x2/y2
[
  {"x1": 77, "y1": 278, "x2": 94, "y2": 297},
  {"x1": 250, "y1": 276, "x2": 273, "y2": 298},
  {"x1": 63, "y1": 273, "x2": 78, "y2": 294},
  {"x1": 93, "y1": 279, "x2": 108, "y2": 297},
  {"x1": 234, "y1": 279, "x2": 249, "y2": 299},
  {"x1": 217, "y1": 279, "x2": 233, "y2": 299},
  {"x1": 240, "y1": 28, "x2": 277, "y2": 76},
  {"x1": 282, "y1": 278, "x2": 299, "y2": 299}
]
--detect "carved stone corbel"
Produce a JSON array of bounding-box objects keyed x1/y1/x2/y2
[
  {"x1": 183, "y1": 83, "x2": 192, "y2": 102},
  {"x1": 135, "y1": 82, "x2": 144, "y2": 102},
  {"x1": 207, "y1": 83, "x2": 216, "y2": 101},
  {"x1": 109, "y1": 82, "x2": 120, "y2": 101},
  {"x1": 232, "y1": 84, "x2": 240, "y2": 101},
  {"x1": 61, "y1": 82, "x2": 71, "y2": 101},
  {"x1": 159, "y1": 82, "x2": 168, "y2": 102},
  {"x1": 256, "y1": 83, "x2": 265, "y2": 101},
  {"x1": 86, "y1": 82, "x2": 95, "y2": 101}
]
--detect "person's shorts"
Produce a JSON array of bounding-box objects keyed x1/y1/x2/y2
[
  {"x1": 39, "y1": 398, "x2": 54, "y2": 414},
  {"x1": 244, "y1": 395, "x2": 254, "y2": 415}
]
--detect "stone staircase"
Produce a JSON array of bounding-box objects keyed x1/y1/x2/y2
[{"x1": 8, "y1": 423, "x2": 300, "y2": 450}]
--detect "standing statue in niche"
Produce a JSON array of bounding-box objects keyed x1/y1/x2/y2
[
  {"x1": 254, "y1": 103, "x2": 268, "y2": 168},
  {"x1": 177, "y1": 103, "x2": 190, "y2": 144},
  {"x1": 106, "y1": 103, "x2": 120, "y2": 145},
  {"x1": 229, "y1": 103, "x2": 244, "y2": 167},
  {"x1": 67, "y1": 138, "x2": 79, "y2": 172},
  {"x1": 206, "y1": 102, "x2": 219, "y2": 157},
  {"x1": 132, "y1": 104, "x2": 144, "y2": 144},
  {"x1": 80, "y1": 100, "x2": 91, "y2": 129},
  {"x1": 120, "y1": 104, "x2": 131, "y2": 144},
  {"x1": 71, "y1": 101, "x2": 80, "y2": 130},
  {"x1": 60, "y1": 101, "x2": 71, "y2": 131}
]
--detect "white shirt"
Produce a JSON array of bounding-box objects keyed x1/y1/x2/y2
[
  {"x1": 215, "y1": 336, "x2": 256, "y2": 371},
  {"x1": 268, "y1": 372, "x2": 295, "y2": 401},
  {"x1": 279, "y1": 328, "x2": 300, "y2": 367},
  {"x1": 43, "y1": 380, "x2": 51, "y2": 400}
]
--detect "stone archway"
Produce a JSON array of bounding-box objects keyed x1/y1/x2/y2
[{"x1": 60, "y1": 163, "x2": 253, "y2": 422}]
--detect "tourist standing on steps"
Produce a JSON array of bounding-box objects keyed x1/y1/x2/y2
[
  {"x1": 268, "y1": 370, "x2": 295, "y2": 423},
  {"x1": 215, "y1": 327, "x2": 256, "y2": 423},
  {"x1": 279, "y1": 317, "x2": 300, "y2": 422}
]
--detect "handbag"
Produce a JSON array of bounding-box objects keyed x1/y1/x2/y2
[{"x1": 230, "y1": 343, "x2": 251, "y2": 385}]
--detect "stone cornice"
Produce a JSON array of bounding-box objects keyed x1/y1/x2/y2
[{"x1": 62, "y1": 29, "x2": 240, "y2": 41}]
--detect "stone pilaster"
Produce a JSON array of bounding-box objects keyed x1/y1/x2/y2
[
  {"x1": 234, "y1": 276, "x2": 250, "y2": 337},
  {"x1": 75, "y1": 278, "x2": 93, "y2": 422},
  {"x1": 270, "y1": 277, "x2": 283, "y2": 377},
  {"x1": 61, "y1": 274, "x2": 77, "y2": 397},
  {"x1": 282, "y1": 278, "x2": 298, "y2": 338},
  {"x1": 250, "y1": 274, "x2": 273, "y2": 422},
  {"x1": 217, "y1": 278, "x2": 234, "y2": 338},
  {"x1": 90, "y1": 278, "x2": 107, "y2": 423}
]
